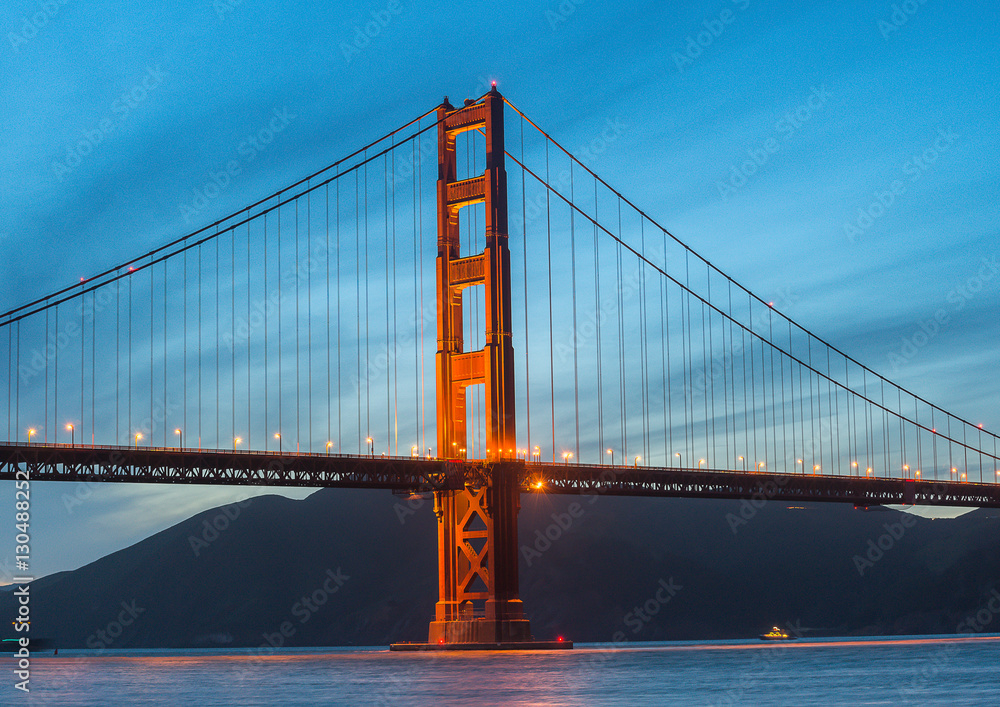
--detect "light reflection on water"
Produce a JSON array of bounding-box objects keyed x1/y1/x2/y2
[{"x1": 12, "y1": 635, "x2": 1000, "y2": 706}]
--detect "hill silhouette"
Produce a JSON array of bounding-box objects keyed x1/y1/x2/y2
[{"x1": 5, "y1": 488, "x2": 1000, "y2": 648}]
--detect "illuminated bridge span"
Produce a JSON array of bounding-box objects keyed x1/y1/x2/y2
[{"x1": 2, "y1": 87, "x2": 998, "y2": 648}]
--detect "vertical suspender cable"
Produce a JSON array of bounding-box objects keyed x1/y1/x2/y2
[
  {"x1": 617, "y1": 199, "x2": 626, "y2": 461},
  {"x1": 295, "y1": 198, "x2": 300, "y2": 451},
  {"x1": 418, "y1": 130, "x2": 425, "y2": 453},
  {"x1": 522, "y1": 118, "x2": 532, "y2": 457},
  {"x1": 412, "y1": 138, "x2": 419, "y2": 453},
  {"x1": 277, "y1": 211, "x2": 282, "y2": 451},
  {"x1": 264, "y1": 213, "x2": 269, "y2": 449},
  {"x1": 183, "y1": 248, "x2": 187, "y2": 445},
  {"x1": 569, "y1": 162, "x2": 580, "y2": 461},
  {"x1": 545, "y1": 140, "x2": 555, "y2": 461},
  {"x1": 307, "y1": 191, "x2": 313, "y2": 453},
  {"x1": 327, "y1": 182, "x2": 332, "y2": 451},
  {"x1": 384, "y1": 154, "x2": 392, "y2": 454},
  {"x1": 247, "y1": 214, "x2": 252, "y2": 449},
  {"x1": 643, "y1": 222, "x2": 652, "y2": 463},
  {"x1": 364, "y1": 161, "x2": 370, "y2": 446},
  {"x1": 54, "y1": 305, "x2": 58, "y2": 442},
  {"x1": 391, "y1": 144, "x2": 399, "y2": 456},
  {"x1": 337, "y1": 171, "x2": 343, "y2": 449},
  {"x1": 356, "y1": 169, "x2": 362, "y2": 452}
]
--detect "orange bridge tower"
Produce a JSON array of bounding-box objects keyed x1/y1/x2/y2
[{"x1": 428, "y1": 87, "x2": 529, "y2": 645}]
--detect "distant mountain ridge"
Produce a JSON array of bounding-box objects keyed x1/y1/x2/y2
[{"x1": 5, "y1": 488, "x2": 1000, "y2": 648}]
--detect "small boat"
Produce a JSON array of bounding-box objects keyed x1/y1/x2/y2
[{"x1": 759, "y1": 626, "x2": 795, "y2": 641}]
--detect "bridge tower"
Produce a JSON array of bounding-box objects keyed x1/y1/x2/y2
[{"x1": 428, "y1": 87, "x2": 531, "y2": 644}]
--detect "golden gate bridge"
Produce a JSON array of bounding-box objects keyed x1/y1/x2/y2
[{"x1": 2, "y1": 87, "x2": 998, "y2": 648}]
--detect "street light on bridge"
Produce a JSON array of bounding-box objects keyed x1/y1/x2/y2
[
  {"x1": 851, "y1": 461, "x2": 858, "y2": 475},
  {"x1": 175, "y1": 428, "x2": 182, "y2": 449},
  {"x1": 66, "y1": 423, "x2": 75, "y2": 447},
  {"x1": 698, "y1": 458, "x2": 706, "y2": 469},
  {"x1": 813, "y1": 464, "x2": 821, "y2": 474},
  {"x1": 796, "y1": 459, "x2": 803, "y2": 473},
  {"x1": 533, "y1": 446, "x2": 540, "y2": 462},
  {"x1": 903, "y1": 464, "x2": 910, "y2": 478},
  {"x1": 27, "y1": 428, "x2": 36, "y2": 444},
  {"x1": 607, "y1": 448, "x2": 614, "y2": 466},
  {"x1": 234, "y1": 437, "x2": 242, "y2": 450},
  {"x1": 411, "y1": 445, "x2": 418, "y2": 458},
  {"x1": 562, "y1": 452, "x2": 573, "y2": 464},
  {"x1": 674, "y1": 452, "x2": 682, "y2": 468},
  {"x1": 756, "y1": 462, "x2": 765, "y2": 472},
  {"x1": 134, "y1": 432, "x2": 143, "y2": 447},
  {"x1": 634, "y1": 456, "x2": 641, "y2": 467},
  {"x1": 274, "y1": 433, "x2": 282, "y2": 452},
  {"x1": 367, "y1": 437, "x2": 374, "y2": 457},
  {"x1": 738, "y1": 455, "x2": 745, "y2": 471},
  {"x1": 328, "y1": 441, "x2": 335, "y2": 455}
]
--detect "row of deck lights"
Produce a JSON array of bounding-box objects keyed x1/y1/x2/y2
[{"x1": 12, "y1": 427, "x2": 998, "y2": 482}]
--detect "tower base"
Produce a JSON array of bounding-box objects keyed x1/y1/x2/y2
[
  {"x1": 428, "y1": 618, "x2": 532, "y2": 644},
  {"x1": 389, "y1": 617, "x2": 571, "y2": 650},
  {"x1": 390, "y1": 640, "x2": 572, "y2": 651}
]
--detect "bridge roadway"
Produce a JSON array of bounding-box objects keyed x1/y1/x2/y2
[{"x1": 2, "y1": 442, "x2": 999, "y2": 509}]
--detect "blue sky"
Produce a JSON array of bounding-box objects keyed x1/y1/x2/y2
[{"x1": 1, "y1": 0, "x2": 998, "y2": 579}]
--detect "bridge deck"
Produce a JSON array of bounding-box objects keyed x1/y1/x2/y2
[
  {"x1": 0, "y1": 443, "x2": 460, "y2": 492},
  {"x1": 2, "y1": 443, "x2": 999, "y2": 508}
]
